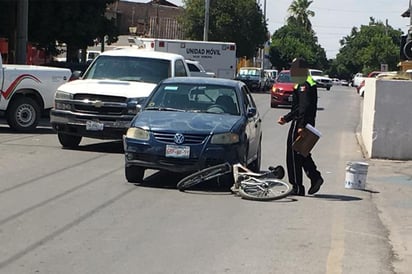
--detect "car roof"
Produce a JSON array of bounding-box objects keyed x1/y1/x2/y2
[
  {"x1": 99, "y1": 48, "x2": 185, "y2": 60},
  {"x1": 161, "y1": 77, "x2": 243, "y2": 87}
]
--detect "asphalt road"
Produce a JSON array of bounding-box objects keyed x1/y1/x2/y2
[{"x1": 0, "y1": 85, "x2": 397, "y2": 274}]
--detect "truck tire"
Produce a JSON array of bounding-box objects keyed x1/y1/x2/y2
[
  {"x1": 125, "y1": 165, "x2": 145, "y2": 183},
  {"x1": 58, "y1": 133, "x2": 82, "y2": 148},
  {"x1": 6, "y1": 96, "x2": 41, "y2": 132}
]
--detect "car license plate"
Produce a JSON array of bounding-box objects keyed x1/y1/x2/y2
[
  {"x1": 288, "y1": 95, "x2": 293, "y2": 102},
  {"x1": 86, "y1": 120, "x2": 104, "y2": 131},
  {"x1": 165, "y1": 145, "x2": 190, "y2": 158}
]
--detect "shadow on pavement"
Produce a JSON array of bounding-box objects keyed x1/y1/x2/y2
[
  {"x1": 310, "y1": 193, "x2": 363, "y2": 201},
  {"x1": 68, "y1": 140, "x2": 124, "y2": 154}
]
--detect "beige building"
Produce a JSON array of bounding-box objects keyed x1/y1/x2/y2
[{"x1": 107, "y1": 0, "x2": 185, "y2": 39}]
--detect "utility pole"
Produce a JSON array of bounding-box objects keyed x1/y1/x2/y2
[
  {"x1": 203, "y1": 0, "x2": 210, "y2": 41},
  {"x1": 260, "y1": 0, "x2": 267, "y2": 70},
  {"x1": 16, "y1": 0, "x2": 28, "y2": 64}
]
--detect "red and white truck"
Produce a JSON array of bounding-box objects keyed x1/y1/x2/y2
[
  {"x1": 0, "y1": 53, "x2": 72, "y2": 131},
  {"x1": 128, "y1": 37, "x2": 237, "y2": 79}
]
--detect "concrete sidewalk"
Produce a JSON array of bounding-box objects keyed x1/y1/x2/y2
[
  {"x1": 362, "y1": 158, "x2": 412, "y2": 274},
  {"x1": 355, "y1": 99, "x2": 412, "y2": 273}
]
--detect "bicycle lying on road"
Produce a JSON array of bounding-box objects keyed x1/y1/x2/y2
[{"x1": 177, "y1": 163, "x2": 293, "y2": 201}]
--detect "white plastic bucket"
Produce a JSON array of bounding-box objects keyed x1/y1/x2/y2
[{"x1": 345, "y1": 161, "x2": 369, "y2": 189}]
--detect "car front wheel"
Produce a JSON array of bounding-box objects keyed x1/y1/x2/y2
[
  {"x1": 125, "y1": 165, "x2": 145, "y2": 183},
  {"x1": 58, "y1": 133, "x2": 82, "y2": 148}
]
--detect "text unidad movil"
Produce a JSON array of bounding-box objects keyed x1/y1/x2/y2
[{"x1": 186, "y1": 48, "x2": 221, "y2": 55}]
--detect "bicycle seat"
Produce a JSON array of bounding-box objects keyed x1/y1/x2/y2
[{"x1": 268, "y1": 165, "x2": 285, "y2": 179}]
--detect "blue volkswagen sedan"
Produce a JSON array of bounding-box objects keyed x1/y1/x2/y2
[{"x1": 123, "y1": 77, "x2": 262, "y2": 183}]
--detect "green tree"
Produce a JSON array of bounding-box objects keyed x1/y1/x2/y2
[
  {"x1": 287, "y1": 0, "x2": 315, "y2": 32},
  {"x1": 28, "y1": 0, "x2": 118, "y2": 62},
  {"x1": 269, "y1": 0, "x2": 327, "y2": 71},
  {"x1": 333, "y1": 18, "x2": 402, "y2": 77},
  {"x1": 181, "y1": 0, "x2": 268, "y2": 59}
]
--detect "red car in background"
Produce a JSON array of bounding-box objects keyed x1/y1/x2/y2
[{"x1": 270, "y1": 70, "x2": 295, "y2": 108}]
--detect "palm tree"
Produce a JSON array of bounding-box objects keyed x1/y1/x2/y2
[{"x1": 287, "y1": 0, "x2": 315, "y2": 32}]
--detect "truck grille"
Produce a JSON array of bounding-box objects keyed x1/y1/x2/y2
[
  {"x1": 153, "y1": 131, "x2": 208, "y2": 144},
  {"x1": 72, "y1": 94, "x2": 127, "y2": 115}
]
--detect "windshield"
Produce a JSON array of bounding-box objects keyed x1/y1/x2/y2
[
  {"x1": 277, "y1": 72, "x2": 292, "y2": 83},
  {"x1": 145, "y1": 83, "x2": 240, "y2": 115},
  {"x1": 238, "y1": 68, "x2": 261, "y2": 76},
  {"x1": 82, "y1": 55, "x2": 171, "y2": 84},
  {"x1": 310, "y1": 70, "x2": 323, "y2": 76}
]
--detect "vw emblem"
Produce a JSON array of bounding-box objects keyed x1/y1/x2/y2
[{"x1": 174, "y1": 133, "x2": 185, "y2": 144}]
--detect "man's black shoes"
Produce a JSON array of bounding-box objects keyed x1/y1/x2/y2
[{"x1": 308, "y1": 177, "x2": 324, "y2": 195}]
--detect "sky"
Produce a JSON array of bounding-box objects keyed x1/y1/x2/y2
[{"x1": 128, "y1": 0, "x2": 411, "y2": 59}]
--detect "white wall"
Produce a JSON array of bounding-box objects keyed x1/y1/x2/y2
[{"x1": 361, "y1": 79, "x2": 412, "y2": 159}]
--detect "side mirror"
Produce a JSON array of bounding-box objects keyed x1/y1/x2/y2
[
  {"x1": 247, "y1": 107, "x2": 257, "y2": 118},
  {"x1": 69, "y1": 70, "x2": 83, "y2": 81}
]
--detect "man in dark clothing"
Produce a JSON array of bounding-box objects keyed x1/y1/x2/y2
[{"x1": 277, "y1": 58, "x2": 323, "y2": 196}]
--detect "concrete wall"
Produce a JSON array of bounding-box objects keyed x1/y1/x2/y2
[{"x1": 361, "y1": 78, "x2": 412, "y2": 160}]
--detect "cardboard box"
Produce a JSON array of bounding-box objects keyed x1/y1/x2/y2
[{"x1": 292, "y1": 124, "x2": 322, "y2": 157}]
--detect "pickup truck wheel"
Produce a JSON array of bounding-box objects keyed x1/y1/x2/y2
[
  {"x1": 6, "y1": 97, "x2": 40, "y2": 131},
  {"x1": 326, "y1": 87, "x2": 331, "y2": 91},
  {"x1": 125, "y1": 165, "x2": 145, "y2": 183},
  {"x1": 58, "y1": 133, "x2": 82, "y2": 148}
]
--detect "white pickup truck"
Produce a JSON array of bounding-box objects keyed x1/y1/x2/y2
[
  {"x1": 309, "y1": 69, "x2": 333, "y2": 91},
  {"x1": 0, "y1": 53, "x2": 72, "y2": 131},
  {"x1": 50, "y1": 48, "x2": 190, "y2": 148},
  {"x1": 185, "y1": 60, "x2": 215, "y2": 77}
]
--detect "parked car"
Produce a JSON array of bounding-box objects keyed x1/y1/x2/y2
[
  {"x1": 352, "y1": 72, "x2": 364, "y2": 87},
  {"x1": 340, "y1": 79, "x2": 349, "y2": 86},
  {"x1": 235, "y1": 67, "x2": 266, "y2": 92},
  {"x1": 357, "y1": 71, "x2": 384, "y2": 96},
  {"x1": 270, "y1": 70, "x2": 295, "y2": 108},
  {"x1": 357, "y1": 80, "x2": 366, "y2": 97},
  {"x1": 332, "y1": 78, "x2": 341, "y2": 85},
  {"x1": 123, "y1": 77, "x2": 262, "y2": 183},
  {"x1": 264, "y1": 69, "x2": 278, "y2": 86},
  {"x1": 308, "y1": 69, "x2": 332, "y2": 90}
]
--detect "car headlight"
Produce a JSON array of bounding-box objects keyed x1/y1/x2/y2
[
  {"x1": 126, "y1": 127, "x2": 150, "y2": 140},
  {"x1": 54, "y1": 90, "x2": 73, "y2": 100},
  {"x1": 211, "y1": 133, "x2": 239, "y2": 144},
  {"x1": 54, "y1": 90, "x2": 73, "y2": 110}
]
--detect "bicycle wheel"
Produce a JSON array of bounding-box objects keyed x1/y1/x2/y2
[
  {"x1": 238, "y1": 178, "x2": 293, "y2": 201},
  {"x1": 177, "y1": 163, "x2": 232, "y2": 191}
]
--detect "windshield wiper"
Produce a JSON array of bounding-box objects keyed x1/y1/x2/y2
[{"x1": 145, "y1": 107, "x2": 185, "y2": 112}]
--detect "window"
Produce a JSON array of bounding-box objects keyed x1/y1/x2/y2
[{"x1": 175, "y1": 60, "x2": 188, "y2": 77}]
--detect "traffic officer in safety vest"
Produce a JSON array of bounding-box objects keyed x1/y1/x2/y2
[{"x1": 277, "y1": 57, "x2": 324, "y2": 196}]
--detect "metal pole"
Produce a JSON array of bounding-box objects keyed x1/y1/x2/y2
[
  {"x1": 261, "y1": 0, "x2": 266, "y2": 70},
  {"x1": 203, "y1": 0, "x2": 210, "y2": 41},
  {"x1": 16, "y1": 0, "x2": 28, "y2": 64}
]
